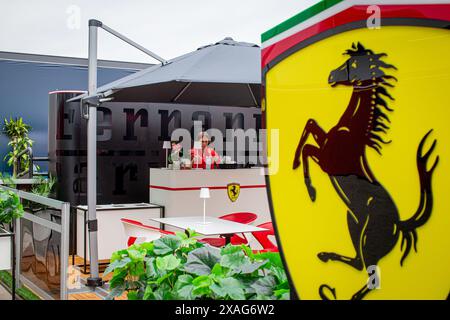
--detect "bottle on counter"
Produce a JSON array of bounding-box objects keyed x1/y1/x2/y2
[{"x1": 205, "y1": 156, "x2": 212, "y2": 170}]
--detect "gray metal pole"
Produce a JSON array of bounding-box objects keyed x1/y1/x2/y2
[
  {"x1": 82, "y1": 18, "x2": 166, "y2": 288},
  {"x1": 60, "y1": 202, "x2": 70, "y2": 299},
  {"x1": 86, "y1": 20, "x2": 102, "y2": 287},
  {"x1": 14, "y1": 216, "x2": 20, "y2": 292}
]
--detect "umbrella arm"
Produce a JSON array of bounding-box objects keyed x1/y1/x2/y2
[{"x1": 90, "y1": 19, "x2": 168, "y2": 65}]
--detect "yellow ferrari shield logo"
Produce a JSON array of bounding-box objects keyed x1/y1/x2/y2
[
  {"x1": 264, "y1": 19, "x2": 450, "y2": 299},
  {"x1": 227, "y1": 183, "x2": 240, "y2": 202}
]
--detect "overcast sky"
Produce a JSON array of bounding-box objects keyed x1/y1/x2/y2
[{"x1": 0, "y1": 0, "x2": 319, "y2": 63}]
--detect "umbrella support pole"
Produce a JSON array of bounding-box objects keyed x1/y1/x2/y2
[
  {"x1": 86, "y1": 20, "x2": 102, "y2": 288},
  {"x1": 84, "y1": 19, "x2": 168, "y2": 289}
]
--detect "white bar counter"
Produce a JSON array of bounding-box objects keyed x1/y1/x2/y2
[{"x1": 149, "y1": 168, "x2": 272, "y2": 236}]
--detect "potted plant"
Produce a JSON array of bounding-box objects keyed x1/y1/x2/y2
[
  {"x1": 0, "y1": 172, "x2": 16, "y2": 188},
  {"x1": 30, "y1": 175, "x2": 56, "y2": 199},
  {"x1": 2, "y1": 117, "x2": 34, "y2": 178},
  {"x1": 104, "y1": 230, "x2": 290, "y2": 300},
  {"x1": 168, "y1": 141, "x2": 183, "y2": 169},
  {"x1": 0, "y1": 188, "x2": 24, "y2": 270}
]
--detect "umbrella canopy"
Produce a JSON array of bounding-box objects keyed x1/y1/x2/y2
[{"x1": 73, "y1": 38, "x2": 261, "y2": 107}]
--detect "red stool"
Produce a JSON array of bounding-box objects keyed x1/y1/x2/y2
[
  {"x1": 199, "y1": 212, "x2": 258, "y2": 247},
  {"x1": 121, "y1": 218, "x2": 174, "y2": 246},
  {"x1": 251, "y1": 222, "x2": 278, "y2": 252}
]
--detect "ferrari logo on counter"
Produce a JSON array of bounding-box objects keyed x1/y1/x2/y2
[{"x1": 227, "y1": 183, "x2": 240, "y2": 202}]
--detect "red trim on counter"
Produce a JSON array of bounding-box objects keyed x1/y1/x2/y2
[{"x1": 149, "y1": 184, "x2": 266, "y2": 191}]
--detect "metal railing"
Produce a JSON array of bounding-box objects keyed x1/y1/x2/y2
[
  {"x1": 0, "y1": 185, "x2": 70, "y2": 300},
  {"x1": 15, "y1": 147, "x2": 49, "y2": 178},
  {"x1": 31, "y1": 156, "x2": 50, "y2": 177},
  {"x1": 16, "y1": 147, "x2": 33, "y2": 178}
]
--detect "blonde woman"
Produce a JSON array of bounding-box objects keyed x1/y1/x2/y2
[{"x1": 190, "y1": 131, "x2": 220, "y2": 169}]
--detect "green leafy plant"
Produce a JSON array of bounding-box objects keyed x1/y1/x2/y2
[
  {"x1": 2, "y1": 117, "x2": 34, "y2": 177},
  {"x1": 0, "y1": 188, "x2": 24, "y2": 224},
  {"x1": 104, "y1": 230, "x2": 290, "y2": 300},
  {"x1": 0, "y1": 172, "x2": 16, "y2": 188},
  {"x1": 31, "y1": 175, "x2": 56, "y2": 198}
]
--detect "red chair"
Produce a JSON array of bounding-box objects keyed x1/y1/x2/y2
[
  {"x1": 199, "y1": 212, "x2": 258, "y2": 247},
  {"x1": 252, "y1": 222, "x2": 278, "y2": 253},
  {"x1": 121, "y1": 218, "x2": 174, "y2": 247}
]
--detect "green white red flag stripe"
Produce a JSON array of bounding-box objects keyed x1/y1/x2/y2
[{"x1": 261, "y1": 0, "x2": 450, "y2": 68}]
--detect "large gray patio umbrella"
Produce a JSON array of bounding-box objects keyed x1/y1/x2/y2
[
  {"x1": 72, "y1": 19, "x2": 261, "y2": 289},
  {"x1": 76, "y1": 37, "x2": 261, "y2": 106}
]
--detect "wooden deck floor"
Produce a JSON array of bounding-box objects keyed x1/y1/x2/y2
[
  {"x1": 68, "y1": 256, "x2": 127, "y2": 300},
  {"x1": 68, "y1": 292, "x2": 127, "y2": 300}
]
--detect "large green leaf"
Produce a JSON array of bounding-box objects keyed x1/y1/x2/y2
[
  {"x1": 192, "y1": 275, "x2": 211, "y2": 286},
  {"x1": 269, "y1": 265, "x2": 288, "y2": 284},
  {"x1": 236, "y1": 260, "x2": 268, "y2": 275},
  {"x1": 145, "y1": 257, "x2": 157, "y2": 279},
  {"x1": 172, "y1": 231, "x2": 196, "y2": 246},
  {"x1": 156, "y1": 272, "x2": 172, "y2": 285},
  {"x1": 253, "y1": 252, "x2": 283, "y2": 268},
  {"x1": 221, "y1": 244, "x2": 243, "y2": 255},
  {"x1": 210, "y1": 283, "x2": 227, "y2": 298},
  {"x1": 240, "y1": 278, "x2": 257, "y2": 295},
  {"x1": 181, "y1": 237, "x2": 197, "y2": 247},
  {"x1": 153, "y1": 235, "x2": 181, "y2": 255},
  {"x1": 275, "y1": 280, "x2": 290, "y2": 291},
  {"x1": 274, "y1": 288, "x2": 290, "y2": 300},
  {"x1": 174, "y1": 274, "x2": 196, "y2": 300},
  {"x1": 153, "y1": 283, "x2": 175, "y2": 300},
  {"x1": 127, "y1": 290, "x2": 139, "y2": 300},
  {"x1": 220, "y1": 251, "x2": 246, "y2": 269},
  {"x1": 103, "y1": 257, "x2": 131, "y2": 277},
  {"x1": 129, "y1": 261, "x2": 145, "y2": 277},
  {"x1": 211, "y1": 263, "x2": 225, "y2": 277},
  {"x1": 139, "y1": 242, "x2": 154, "y2": 254},
  {"x1": 211, "y1": 277, "x2": 245, "y2": 300},
  {"x1": 156, "y1": 255, "x2": 181, "y2": 271},
  {"x1": 108, "y1": 269, "x2": 128, "y2": 289},
  {"x1": 175, "y1": 231, "x2": 188, "y2": 240},
  {"x1": 239, "y1": 244, "x2": 254, "y2": 259},
  {"x1": 143, "y1": 284, "x2": 155, "y2": 300},
  {"x1": 185, "y1": 228, "x2": 201, "y2": 238},
  {"x1": 192, "y1": 275, "x2": 212, "y2": 297},
  {"x1": 251, "y1": 275, "x2": 276, "y2": 296},
  {"x1": 184, "y1": 246, "x2": 221, "y2": 276},
  {"x1": 220, "y1": 251, "x2": 265, "y2": 275},
  {"x1": 0, "y1": 190, "x2": 24, "y2": 224},
  {"x1": 127, "y1": 248, "x2": 146, "y2": 262}
]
